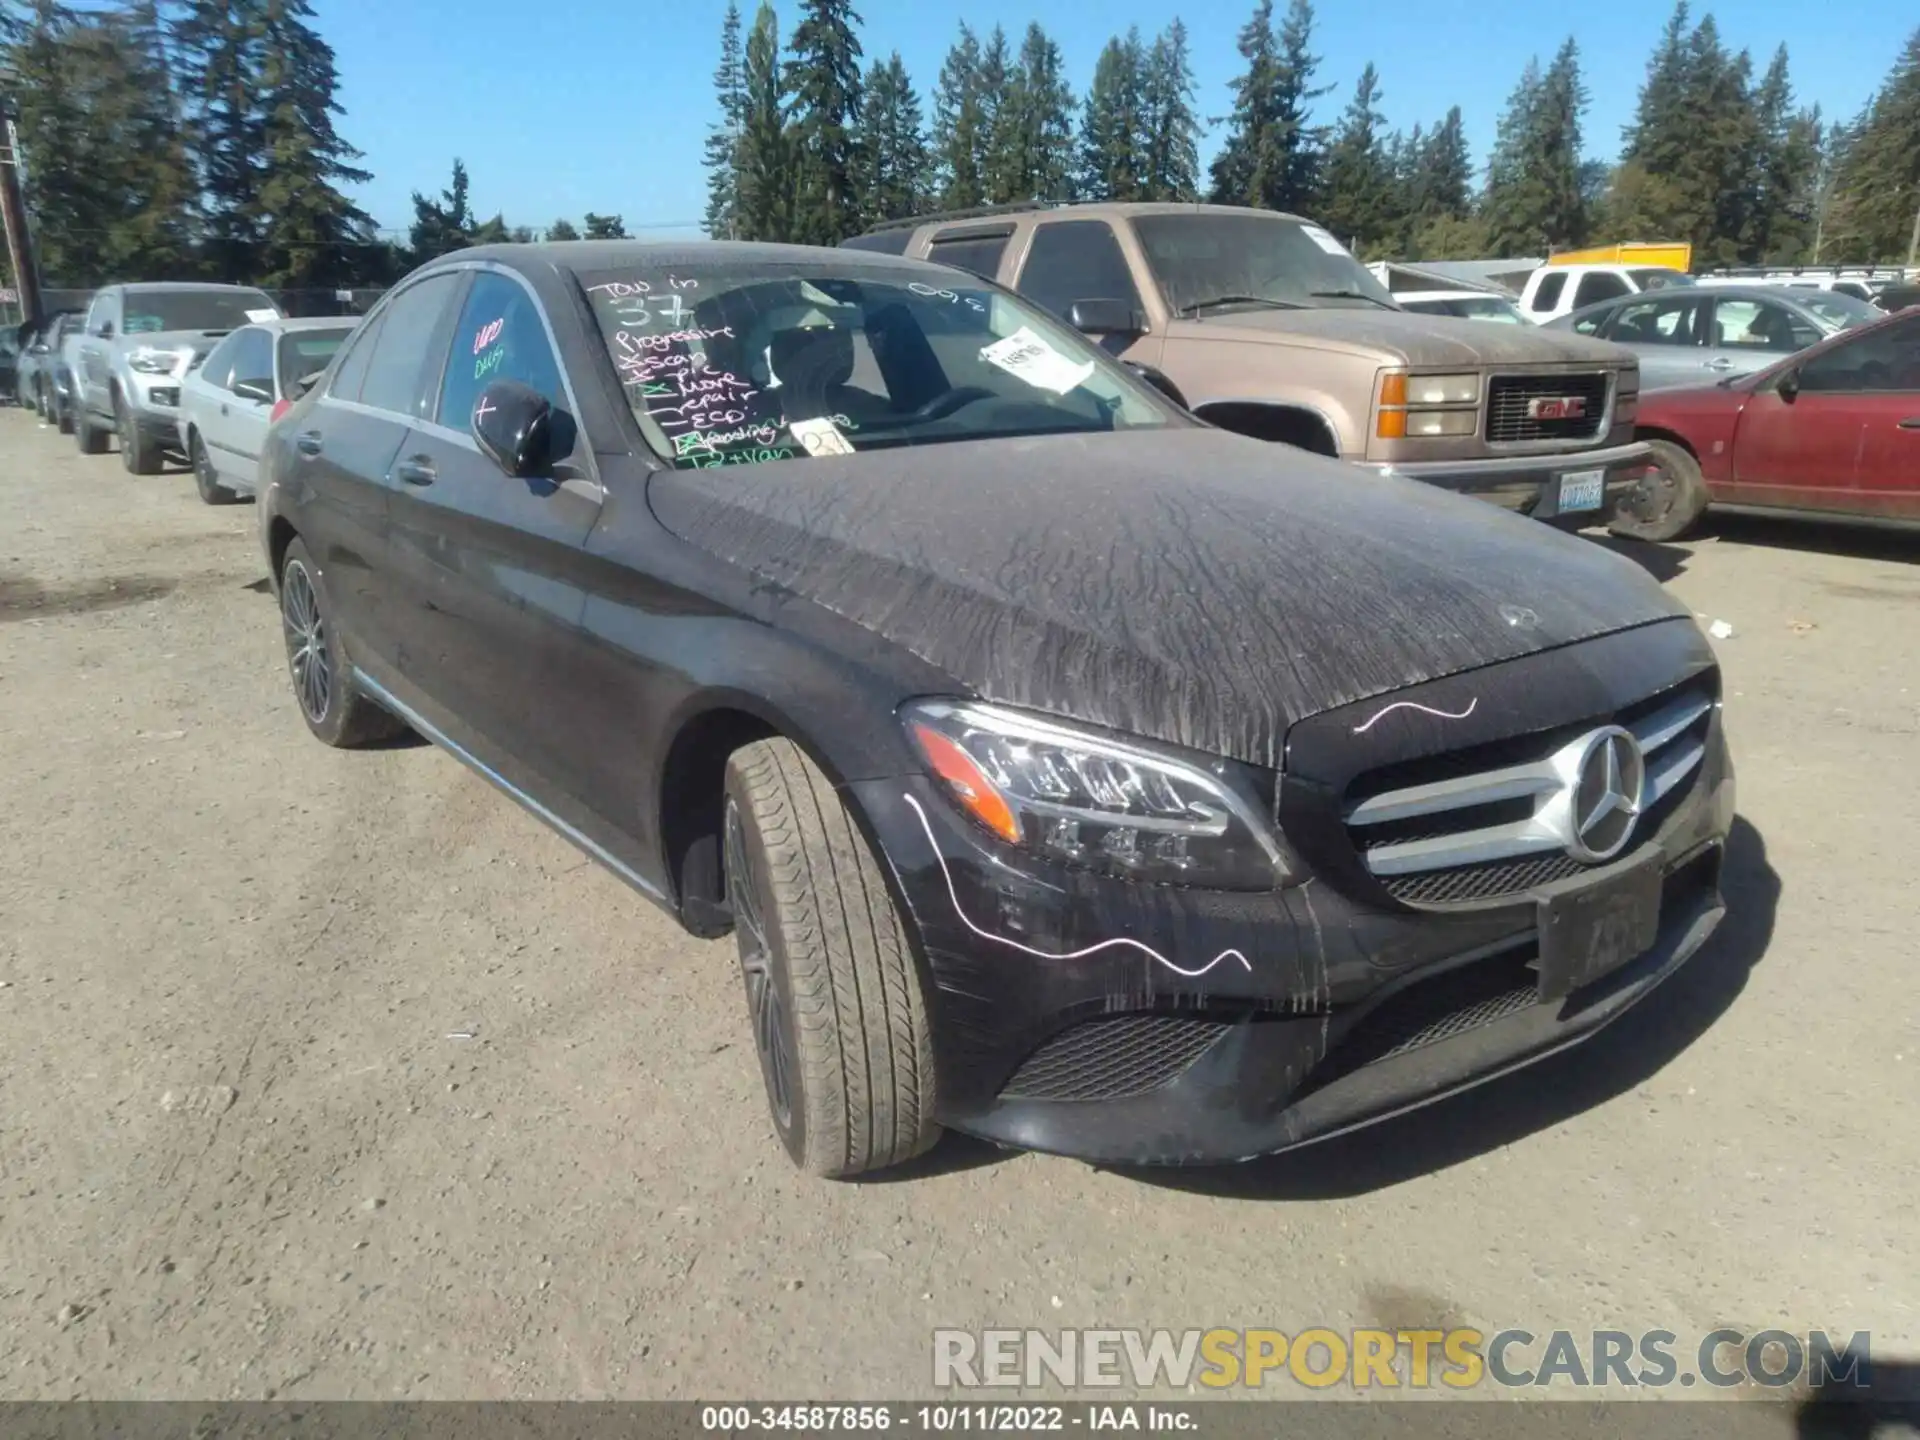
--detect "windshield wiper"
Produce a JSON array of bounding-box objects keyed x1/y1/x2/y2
[
  {"x1": 1179, "y1": 295, "x2": 1304, "y2": 317},
  {"x1": 1308, "y1": 289, "x2": 1397, "y2": 309}
]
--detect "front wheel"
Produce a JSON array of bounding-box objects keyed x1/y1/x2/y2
[
  {"x1": 723, "y1": 738, "x2": 940, "y2": 1178},
  {"x1": 74, "y1": 403, "x2": 107, "y2": 454},
  {"x1": 118, "y1": 394, "x2": 163, "y2": 474},
  {"x1": 191, "y1": 432, "x2": 239, "y2": 505},
  {"x1": 1608, "y1": 439, "x2": 1709, "y2": 543},
  {"x1": 278, "y1": 538, "x2": 408, "y2": 748}
]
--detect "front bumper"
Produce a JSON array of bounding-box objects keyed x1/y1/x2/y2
[
  {"x1": 852, "y1": 622, "x2": 1733, "y2": 1166},
  {"x1": 1363, "y1": 440, "x2": 1652, "y2": 523}
]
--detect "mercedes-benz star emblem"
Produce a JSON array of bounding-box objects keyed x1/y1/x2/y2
[{"x1": 1567, "y1": 726, "x2": 1645, "y2": 862}]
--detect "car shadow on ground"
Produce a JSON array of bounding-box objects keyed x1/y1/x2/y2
[
  {"x1": 1797, "y1": 1358, "x2": 1920, "y2": 1436},
  {"x1": 1590, "y1": 532, "x2": 1692, "y2": 582},
  {"x1": 1112, "y1": 816, "x2": 1780, "y2": 1201}
]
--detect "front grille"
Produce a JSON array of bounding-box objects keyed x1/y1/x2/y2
[
  {"x1": 1344, "y1": 673, "x2": 1717, "y2": 908},
  {"x1": 1486, "y1": 372, "x2": 1610, "y2": 443},
  {"x1": 1001, "y1": 1013, "x2": 1236, "y2": 1102},
  {"x1": 1311, "y1": 945, "x2": 1543, "y2": 1085}
]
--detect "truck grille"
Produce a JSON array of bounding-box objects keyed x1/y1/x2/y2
[
  {"x1": 1342, "y1": 674, "x2": 1717, "y2": 908},
  {"x1": 1486, "y1": 373, "x2": 1611, "y2": 444}
]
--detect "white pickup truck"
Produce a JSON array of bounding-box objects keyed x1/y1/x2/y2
[{"x1": 1517, "y1": 263, "x2": 1695, "y2": 325}]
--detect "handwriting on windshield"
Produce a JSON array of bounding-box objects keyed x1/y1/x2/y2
[{"x1": 908, "y1": 281, "x2": 986, "y2": 313}]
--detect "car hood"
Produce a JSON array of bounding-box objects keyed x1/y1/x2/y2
[
  {"x1": 1192, "y1": 307, "x2": 1631, "y2": 368},
  {"x1": 117, "y1": 328, "x2": 236, "y2": 359},
  {"x1": 649, "y1": 428, "x2": 1690, "y2": 769}
]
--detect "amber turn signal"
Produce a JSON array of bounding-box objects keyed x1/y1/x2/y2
[{"x1": 909, "y1": 722, "x2": 1022, "y2": 844}]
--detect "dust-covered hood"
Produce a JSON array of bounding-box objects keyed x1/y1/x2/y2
[
  {"x1": 648, "y1": 427, "x2": 1690, "y2": 769},
  {"x1": 1182, "y1": 307, "x2": 1635, "y2": 369}
]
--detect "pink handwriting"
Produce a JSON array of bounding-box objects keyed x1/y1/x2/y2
[{"x1": 472, "y1": 317, "x2": 504, "y2": 354}]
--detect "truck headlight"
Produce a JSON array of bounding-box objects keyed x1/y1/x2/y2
[
  {"x1": 1375, "y1": 370, "x2": 1481, "y2": 438},
  {"x1": 1407, "y1": 373, "x2": 1479, "y2": 405},
  {"x1": 901, "y1": 700, "x2": 1293, "y2": 890},
  {"x1": 1405, "y1": 410, "x2": 1477, "y2": 436},
  {"x1": 128, "y1": 346, "x2": 186, "y2": 375}
]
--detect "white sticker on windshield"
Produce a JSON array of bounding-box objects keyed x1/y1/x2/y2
[
  {"x1": 245, "y1": 308, "x2": 280, "y2": 322},
  {"x1": 789, "y1": 416, "x2": 856, "y2": 457},
  {"x1": 979, "y1": 327, "x2": 1096, "y2": 396},
  {"x1": 1300, "y1": 226, "x2": 1350, "y2": 257}
]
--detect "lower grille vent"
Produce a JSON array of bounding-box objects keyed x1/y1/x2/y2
[{"x1": 1001, "y1": 1013, "x2": 1236, "y2": 1102}]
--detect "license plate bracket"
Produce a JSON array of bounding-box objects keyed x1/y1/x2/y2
[
  {"x1": 1557, "y1": 468, "x2": 1606, "y2": 513},
  {"x1": 1536, "y1": 857, "x2": 1664, "y2": 1000}
]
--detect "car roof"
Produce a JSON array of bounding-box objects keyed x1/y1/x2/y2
[
  {"x1": 255, "y1": 316, "x2": 358, "y2": 334},
  {"x1": 1401, "y1": 290, "x2": 1514, "y2": 302},
  {"x1": 445, "y1": 238, "x2": 996, "y2": 281}
]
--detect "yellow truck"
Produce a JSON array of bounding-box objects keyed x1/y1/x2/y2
[{"x1": 1547, "y1": 242, "x2": 1694, "y2": 271}]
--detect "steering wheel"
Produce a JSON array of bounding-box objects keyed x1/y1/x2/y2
[{"x1": 896, "y1": 385, "x2": 995, "y2": 426}]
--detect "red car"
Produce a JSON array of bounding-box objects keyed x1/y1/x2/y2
[{"x1": 1614, "y1": 306, "x2": 1920, "y2": 540}]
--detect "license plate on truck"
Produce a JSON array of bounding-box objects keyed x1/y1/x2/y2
[{"x1": 1558, "y1": 469, "x2": 1605, "y2": 512}]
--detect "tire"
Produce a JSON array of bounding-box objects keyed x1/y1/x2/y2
[
  {"x1": 190, "y1": 431, "x2": 239, "y2": 505},
  {"x1": 34, "y1": 380, "x2": 49, "y2": 422},
  {"x1": 1608, "y1": 438, "x2": 1709, "y2": 543},
  {"x1": 278, "y1": 538, "x2": 408, "y2": 748},
  {"x1": 117, "y1": 392, "x2": 162, "y2": 474},
  {"x1": 722, "y1": 737, "x2": 940, "y2": 1178},
  {"x1": 54, "y1": 385, "x2": 74, "y2": 435},
  {"x1": 74, "y1": 403, "x2": 107, "y2": 454}
]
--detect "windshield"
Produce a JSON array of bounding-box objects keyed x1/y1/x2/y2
[
  {"x1": 276, "y1": 327, "x2": 353, "y2": 395},
  {"x1": 580, "y1": 263, "x2": 1178, "y2": 468},
  {"x1": 1797, "y1": 291, "x2": 1880, "y2": 329},
  {"x1": 124, "y1": 290, "x2": 278, "y2": 336},
  {"x1": 1631, "y1": 268, "x2": 1693, "y2": 291},
  {"x1": 1450, "y1": 296, "x2": 1527, "y2": 324},
  {"x1": 1131, "y1": 213, "x2": 1398, "y2": 314}
]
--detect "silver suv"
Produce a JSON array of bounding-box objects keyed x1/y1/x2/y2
[{"x1": 64, "y1": 282, "x2": 282, "y2": 472}]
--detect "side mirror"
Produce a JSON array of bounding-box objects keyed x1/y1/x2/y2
[
  {"x1": 95, "y1": 322, "x2": 114, "y2": 340},
  {"x1": 472, "y1": 379, "x2": 555, "y2": 478},
  {"x1": 1776, "y1": 368, "x2": 1800, "y2": 402},
  {"x1": 1125, "y1": 361, "x2": 1190, "y2": 410},
  {"x1": 233, "y1": 377, "x2": 274, "y2": 404},
  {"x1": 1067, "y1": 298, "x2": 1146, "y2": 337}
]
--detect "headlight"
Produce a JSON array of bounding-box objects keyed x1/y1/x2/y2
[
  {"x1": 901, "y1": 700, "x2": 1292, "y2": 890},
  {"x1": 1405, "y1": 409, "x2": 1477, "y2": 437},
  {"x1": 128, "y1": 346, "x2": 185, "y2": 375},
  {"x1": 1407, "y1": 373, "x2": 1479, "y2": 406}
]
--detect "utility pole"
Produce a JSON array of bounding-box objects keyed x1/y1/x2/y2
[
  {"x1": 1908, "y1": 195, "x2": 1920, "y2": 270},
  {"x1": 0, "y1": 101, "x2": 45, "y2": 327}
]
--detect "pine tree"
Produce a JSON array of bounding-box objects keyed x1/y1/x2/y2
[
  {"x1": 253, "y1": 0, "x2": 376, "y2": 289},
  {"x1": 1206, "y1": 0, "x2": 1328, "y2": 212},
  {"x1": 1742, "y1": 47, "x2": 1817, "y2": 263},
  {"x1": 975, "y1": 25, "x2": 1012, "y2": 201},
  {"x1": 990, "y1": 23, "x2": 1074, "y2": 203},
  {"x1": 703, "y1": 1, "x2": 746, "y2": 238},
  {"x1": 1826, "y1": 29, "x2": 1920, "y2": 262},
  {"x1": 736, "y1": 2, "x2": 791, "y2": 241},
  {"x1": 1317, "y1": 63, "x2": 1394, "y2": 253},
  {"x1": 855, "y1": 52, "x2": 930, "y2": 225},
  {"x1": 174, "y1": 0, "x2": 271, "y2": 280},
  {"x1": 471, "y1": 213, "x2": 512, "y2": 245},
  {"x1": 407, "y1": 158, "x2": 474, "y2": 265},
  {"x1": 1139, "y1": 19, "x2": 1202, "y2": 201},
  {"x1": 546, "y1": 218, "x2": 581, "y2": 241},
  {"x1": 1206, "y1": 0, "x2": 1279, "y2": 207},
  {"x1": 931, "y1": 23, "x2": 987, "y2": 209},
  {"x1": 784, "y1": 0, "x2": 864, "y2": 245},
  {"x1": 583, "y1": 212, "x2": 629, "y2": 239},
  {"x1": 1483, "y1": 40, "x2": 1590, "y2": 255},
  {"x1": 1077, "y1": 31, "x2": 1146, "y2": 202}
]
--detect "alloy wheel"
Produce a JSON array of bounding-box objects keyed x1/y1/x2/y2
[
  {"x1": 281, "y1": 561, "x2": 332, "y2": 723},
  {"x1": 725, "y1": 798, "x2": 794, "y2": 1132}
]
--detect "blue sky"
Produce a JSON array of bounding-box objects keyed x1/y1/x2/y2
[{"x1": 323, "y1": 0, "x2": 1895, "y2": 240}]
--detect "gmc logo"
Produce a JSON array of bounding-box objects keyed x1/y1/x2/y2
[{"x1": 1527, "y1": 396, "x2": 1588, "y2": 420}]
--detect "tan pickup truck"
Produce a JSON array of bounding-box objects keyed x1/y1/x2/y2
[{"x1": 845, "y1": 202, "x2": 1652, "y2": 526}]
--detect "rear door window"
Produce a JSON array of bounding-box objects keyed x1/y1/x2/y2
[
  {"x1": 356, "y1": 273, "x2": 464, "y2": 418},
  {"x1": 1608, "y1": 296, "x2": 1702, "y2": 346},
  {"x1": 925, "y1": 228, "x2": 1013, "y2": 282},
  {"x1": 1573, "y1": 271, "x2": 1632, "y2": 309},
  {"x1": 1529, "y1": 272, "x2": 1566, "y2": 313},
  {"x1": 277, "y1": 328, "x2": 353, "y2": 397},
  {"x1": 196, "y1": 331, "x2": 243, "y2": 391},
  {"x1": 1015, "y1": 221, "x2": 1143, "y2": 322}
]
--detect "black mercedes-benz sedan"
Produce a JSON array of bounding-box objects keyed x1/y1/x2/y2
[{"x1": 257, "y1": 239, "x2": 1735, "y2": 1178}]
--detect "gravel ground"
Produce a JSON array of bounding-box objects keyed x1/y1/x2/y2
[{"x1": 0, "y1": 410, "x2": 1914, "y2": 1404}]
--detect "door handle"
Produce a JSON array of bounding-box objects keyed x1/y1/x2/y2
[
  {"x1": 394, "y1": 455, "x2": 436, "y2": 486},
  {"x1": 295, "y1": 430, "x2": 323, "y2": 457},
  {"x1": 219, "y1": 403, "x2": 229, "y2": 417},
  {"x1": 1899, "y1": 417, "x2": 1920, "y2": 430}
]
